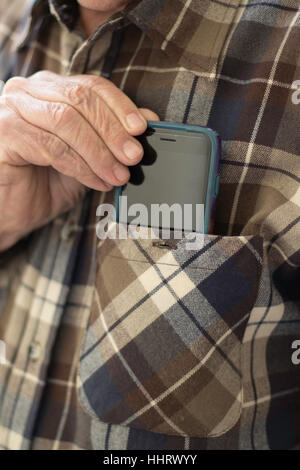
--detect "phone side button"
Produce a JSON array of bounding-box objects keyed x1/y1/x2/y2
[{"x1": 214, "y1": 174, "x2": 220, "y2": 197}]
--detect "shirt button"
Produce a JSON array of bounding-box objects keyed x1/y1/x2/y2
[{"x1": 28, "y1": 342, "x2": 41, "y2": 362}]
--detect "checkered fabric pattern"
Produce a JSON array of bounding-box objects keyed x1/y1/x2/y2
[
  {"x1": 79, "y1": 226, "x2": 263, "y2": 437},
  {"x1": 0, "y1": 0, "x2": 299, "y2": 450}
]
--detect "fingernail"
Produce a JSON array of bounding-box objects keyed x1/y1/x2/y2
[
  {"x1": 113, "y1": 164, "x2": 130, "y2": 183},
  {"x1": 123, "y1": 140, "x2": 142, "y2": 160},
  {"x1": 126, "y1": 112, "x2": 146, "y2": 130}
]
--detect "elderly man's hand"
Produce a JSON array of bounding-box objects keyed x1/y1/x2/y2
[{"x1": 0, "y1": 71, "x2": 159, "y2": 251}]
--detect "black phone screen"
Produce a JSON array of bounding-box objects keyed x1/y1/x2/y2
[{"x1": 118, "y1": 127, "x2": 212, "y2": 231}]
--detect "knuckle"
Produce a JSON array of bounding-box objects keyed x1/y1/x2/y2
[
  {"x1": 80, "y1": 76, "x2": 114, "y2": 100},
  {"x1": 3, "y1": 76, "x2": 26, "y2": 94},
  {"x1": 1, "y1": 93, "x2": 17, "y2": 107},
  {"x1": 89, "y1": 75, "x2": 111, "y2": 92},
  {"x1": 0, "y1": 96, "x2": 18, "y2": 125},
  {"x1": 0, "y1": 113, "x2": 10, "y2": 135},
  {"x1": 64, "y1": 82, "x2": 89, "y2": 106},
  {"x1": 30, "y1": 70, "x2": 55, "y2": 80},
  {"x1": 48, "y1": 102, "x2": 73, "y2": 128},
  {"x1": 0, "y1": 95, "x2": 12, "y2": 112},
  {"x1": 82, "y1": 75, "x2": 105, "y2": 90},
  {"x1": 0, "y1": 111, "x2": 6, "y2": 134}
]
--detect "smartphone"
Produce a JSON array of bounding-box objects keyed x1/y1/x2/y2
[{"x1": 115, "y1": 121, "x2": 221, "y2": 234}]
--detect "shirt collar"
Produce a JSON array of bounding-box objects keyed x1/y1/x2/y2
[
  {"x1": 14, "y1": 0, "x2": 139, "y2": 49},
  {"x1": 15, "y1": 0, "x2": 237, "y2": 74},
  {"x1": 14, "y1": 0, "x2": 50, "y2": 50}
]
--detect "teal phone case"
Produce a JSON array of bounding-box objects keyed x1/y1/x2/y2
[{"x1": 115, "y1": 121, "x2": 221, "y2": 234}]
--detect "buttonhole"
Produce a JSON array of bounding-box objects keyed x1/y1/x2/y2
[{"x1": 152, "y1": 240, "x2": 178, "y2": 250}]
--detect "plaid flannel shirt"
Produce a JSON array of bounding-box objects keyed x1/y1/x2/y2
[{"x1": 0, "y1": 0, "x2": 299, "y2": 450}]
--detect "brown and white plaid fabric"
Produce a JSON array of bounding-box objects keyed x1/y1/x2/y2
[
  {"x1": 79, "y1": 226, "x2": 263, "y2": 438},
  {"x1": 0, "y1": 0, "x2": 299, "y2": 450}
]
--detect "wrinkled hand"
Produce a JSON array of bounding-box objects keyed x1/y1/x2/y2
[{"x1": 0, "y1": 71, "x2": 159, "y2": 250}]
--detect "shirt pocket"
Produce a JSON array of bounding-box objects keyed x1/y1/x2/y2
[{"x1": 77, "y1": 226, "x2": 263, "y2": 438}]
